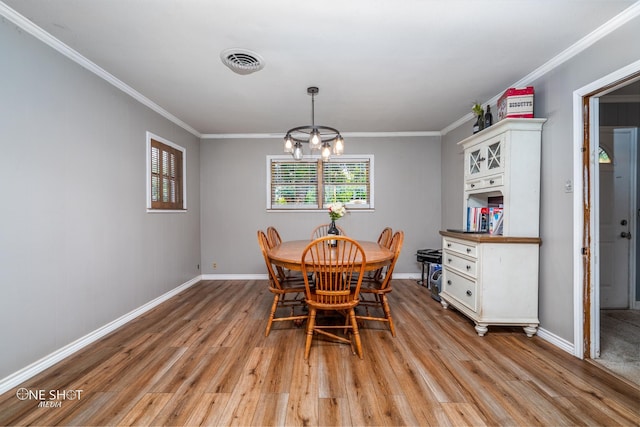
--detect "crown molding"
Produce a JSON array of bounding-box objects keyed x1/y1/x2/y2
[
  {"x1": 0, "y1": 2, "x2": 201, "y2": 138},
  {"x1": 440, "y1": 1, "x2": 640, "y2": 135},
  {"x1": 200, "y1": 131, "x2": 441, "y2": 140},
  {"x1": 3, "y1": 0, "x2": 638, "y2": 139}
]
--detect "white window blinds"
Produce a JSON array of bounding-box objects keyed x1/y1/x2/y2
[
  {"x1": 270, "y1": 160, "x2": 318, "y2": 208},
  {"x1": 268, "y1": 156, "x2": 373, "y2": 210}
]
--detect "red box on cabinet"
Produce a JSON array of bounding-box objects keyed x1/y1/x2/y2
[{"x1": 497, "y1": 86, "x2": 534, "y2": 121}]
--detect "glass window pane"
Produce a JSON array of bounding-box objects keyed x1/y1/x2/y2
[{"x1": 268, "y1": 156, "x2": 372, "y2": 210}]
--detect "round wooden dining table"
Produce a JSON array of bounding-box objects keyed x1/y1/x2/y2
[{"x1": 268, "y1": 239, "x2": 394, "y2": 272}]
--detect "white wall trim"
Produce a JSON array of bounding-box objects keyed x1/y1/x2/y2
[
  {"x1": 2, "y1": 0, "x2": 637, "y2": 140},
  {"x1": 201, "y1": 274, "x2": 268, "y2": 281},
  {"x1": 200, "y1": 272, "x2": 422, "y2": 281},
  {"x1": 440, "y1": 1, "x2": 640, "y2": 136},
  {"x1": 572, "y1": 58, "x2": 640, "y2": 360},
  {"x1": 0, "y1": 276, "x2": 202, "y2": 395},
  {"x1": 200, "y1": 131, "x2": 441, "y2": 140},
  {"x1": 0, "y1": 271, "x2": 570, "y2": 395},
  {"x1": 536, "y1": 327, "x2": 575, "y2": 355},
  {"x1": 0, "y1": 2, "x2": 200, "y2": 138}
]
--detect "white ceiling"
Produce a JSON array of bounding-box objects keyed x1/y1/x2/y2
[{"x1": 2, "y1": 0, "x2": 638, "y2": 137}]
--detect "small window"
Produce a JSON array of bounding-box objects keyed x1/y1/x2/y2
[
  {"x1": 598, "y1": 146, "x2": 612, "y2": 164},
  {"x1": 147, "y1": 132, "x2": 186, "y2": 211},
  {"x1": 267, "y1": 155, "x2": 374, "y2": 210}
]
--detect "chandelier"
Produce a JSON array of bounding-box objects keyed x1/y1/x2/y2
[{"x1": 284, "y1": 87, "x2": 344, "y2": 161}]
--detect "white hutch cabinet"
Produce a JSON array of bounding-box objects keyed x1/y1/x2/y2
[{"x1": 440, "y1": 118, "x2": 546, "y2": 337}]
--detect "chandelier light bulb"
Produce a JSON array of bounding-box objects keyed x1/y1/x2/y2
[
  {"x1": 284, "y1": 134, "x2": 293, "y2": 153},
  {"x1": 321, "y1": 142, "x2": 331, "y2": 161},
  {"x1": 309, "y1": 129, "x2": 322, "y2": 150},
  {"x1": 333, "y1": 135, "x2": 344, "y2": 155},
  {"x1": 293, "y1": 142, "x2": 303, "y2": 160}
]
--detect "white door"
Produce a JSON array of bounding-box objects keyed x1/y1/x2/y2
[
  {"x1": 599, "y1": 128, "x2": 635, "y2": 309},
  {"x1": 598, "y1": 129, "x2": 615, "y2": 308}
]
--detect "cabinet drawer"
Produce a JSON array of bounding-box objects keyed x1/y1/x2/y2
[
  {"x1": 465, "y1": 174, "x2": 503, "y2": 191},
  {"x1": 465, "y1": 178, "x2": 484, "y2": 192},
  {"x1": 443, "y1": 251, "x2": 477, "y2": 277},
  {"x1": 483, "y1": 174, "x2": 503, "y2": 188},
  {"x1": 443, "y1": 238, "x2": 477, "y2": 258},
  {"x1": 442, "y1": 269, "x2": 478, "y2": 312}
]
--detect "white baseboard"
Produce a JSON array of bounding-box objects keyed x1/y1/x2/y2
[
  {"x1": 200, "y1": 273, "x2": 422, "y2": 281},
  {"x1": 392, "y1": 273, "x2": 422, "y2": 280},
  {"x1": 201, "y1": 273, "x2": 267, "y2": 281},
  {"x1": 0, "y1": 275, "x2": 202, "y2": 395},
  {"x1": 0, "y1": 274, "x2": 579, "y2": 396},
  {"x1": 536, "y1": 327, "x2": 575, "y2": 356}
]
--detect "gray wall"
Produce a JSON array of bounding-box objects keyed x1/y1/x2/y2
[
  {"x1": 200, "y1": 136, "x2": 442, "y2": 276},
  {"x1": 2, "y1": 1, "x2": 637, "y2": 383},
  {"x1": 441, "y1": 15, "x2": 640, "y2": 342},
  {"x1": 0, "y1": 18, "x2": 201, "y2": 378}
]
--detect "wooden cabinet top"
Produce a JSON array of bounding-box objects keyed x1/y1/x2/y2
[{"x1": 440, "y1": 230, "x2": 542, "y2": 245}]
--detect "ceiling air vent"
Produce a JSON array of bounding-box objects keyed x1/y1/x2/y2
[{"x1": 220, "y1": 48, "x2": 265, "y2": 75}]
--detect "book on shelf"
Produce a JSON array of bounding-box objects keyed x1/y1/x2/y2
[
  {"x1": 466, "y1": 206, "x2": 503, "y2": 234},
  {"x1": 489, "y1": 207, "x2": 503, "y2": 235}
]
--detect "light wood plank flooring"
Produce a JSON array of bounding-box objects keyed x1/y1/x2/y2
[{"x1": 1, "y1": 279, "x2": 639, "y2": 426}]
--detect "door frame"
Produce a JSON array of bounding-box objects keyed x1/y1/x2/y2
[{"x1": 573, "y1": 59, "x2": 640, "y2": 359}]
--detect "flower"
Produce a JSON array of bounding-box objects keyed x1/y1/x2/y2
[
  {"x1": 328, "y1": 202, "x2": 346, "y2": 221},
  {"x1": 472, "y1": 102, "x2": 484, "y2": 117}
]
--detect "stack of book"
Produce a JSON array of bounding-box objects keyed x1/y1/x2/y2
[{"x1": 466, "y1": 207, "x2": 503, "y2": 234}]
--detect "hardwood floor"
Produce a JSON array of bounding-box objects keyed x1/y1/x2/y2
[{"x1": 1, "y1": 279, "x2": 639, "y2": 426}]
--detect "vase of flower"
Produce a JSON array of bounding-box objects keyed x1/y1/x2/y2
[
  {"x1": 327, "y1": 202, "x2": 346, "y2": 247},
  {"x1": 327, "y1": 219, "x2": 339, "y2": 239},
  {"x1": 472, "y1": 103, "x2": 484, "y2": 134}
]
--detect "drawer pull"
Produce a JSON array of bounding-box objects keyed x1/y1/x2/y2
[
  {"x1": 466, "y1": 290, "x2": 472, "y2": 296},
  {"x1": 470, "y1": 183, "x2": 475, "y2": 188},
  {"x1": 489, "y1": 179, "x2": 495, "y2": 184},
  {"x1": 447, "y1": 243, "x2": 452, "y2": 247},
  {"x1": 448, "y1": 258, "x2": 452, "y2": 263},
  {"x1": 466, "y1": 265, "x2": 471, "y2": 270},
  {"x1": 447, "y1": 280, "x2": 452, "y2": 285},
  {"x1": 466, "y1": 248, "x2": 471, "y2": 253}
]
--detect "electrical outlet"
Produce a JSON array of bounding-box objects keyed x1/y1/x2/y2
[{"x1": 212, "y1": 262, "x2": 217, "y2": 269}]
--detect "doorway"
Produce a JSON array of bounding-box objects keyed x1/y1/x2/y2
[{"x1": 578, "y1": 69, "x2": 640, "y2": 384}]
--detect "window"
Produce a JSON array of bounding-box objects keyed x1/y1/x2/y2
[
  {"x1": 598, "y1": 146, "x2": 612, "y2": 164},
  {"x1": 267, "y1": 155, "x2": 373, "y2": 210},
  {"x1": 146, "y1": 132, "x2": 186, "y2": 211}
]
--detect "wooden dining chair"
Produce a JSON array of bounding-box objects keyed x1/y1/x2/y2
[
  {"x1": 266, "y1": 226, "x2": 299, "y2": 281},
  {"x1": 377, "y1": 227, "x2": 393, "y2": 248},
  {"x1": 266, "y1": 226, "x2": 282, "y2": 247},
  {"x1": 310, "y1": 223, "x2": 346, "y2": 240},
  {"x1": 301, "y1": 236, "x2": 366, "y2": 359},
  {"x1": 356, "y1": 230, "x2": 404, "y2": 337},
  {"x1": 257, "y1": 230, "x2": 307, "y2": 336},
  {"x1": 367, "y1": 227, "x2": 393, "y2": 281}
]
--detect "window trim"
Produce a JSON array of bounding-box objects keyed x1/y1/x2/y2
[
  {"x1": 146, "y1": 131, "x2": 187, "y2": 213},
  {"x1": 266, "y1": 154, "x2": 374, "y2": 212}
]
